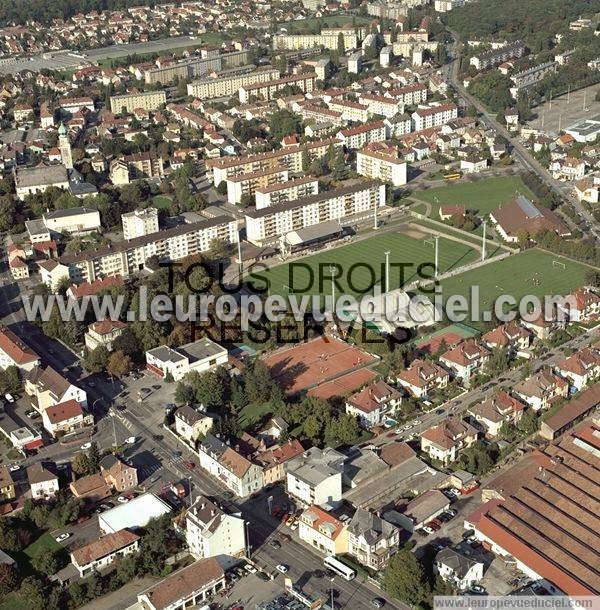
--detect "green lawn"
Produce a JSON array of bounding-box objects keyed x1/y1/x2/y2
[
  {"x1": 413, "y1": 176, "x2": 536, "y2": 218},
  {"x1": 251, "y1": 231, "x2": 478, "y2": 298},
  {"x1": 237, "y1": 402, "x2": 275, "y2": 429},
  {"x1": 422, "y1": 249, "x2": 589, "y2": 328},
  {"x1": 152, "y1": 195, "x2": 173, "y2": 210},
  {"x1": 23, "y1": 532, "x2": 62, "y2": 561}
]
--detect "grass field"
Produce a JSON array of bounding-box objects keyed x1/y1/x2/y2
[
  {"x1": 152, "y1": 195, "x2": 173, "y2": 210},
  {"x1": 251, "y1": 231, "x2": 478, "y2": 298},
  {"x1": 413, "y1": 176, "x2": 536, "y2": 217},
  {"x1": 423, "y1": 249, "x2": 589, "y2": 328}
]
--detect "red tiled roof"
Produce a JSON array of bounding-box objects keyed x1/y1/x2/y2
[
  {"x1": 71, "y1": 529, "x2": 139, "y2": 566},
  {"x1": 45, "y1": 399, "x2": 83, "y2": 424},
  {"x1": 0, "y1": 325, "x2": 39, "y2": 365}
]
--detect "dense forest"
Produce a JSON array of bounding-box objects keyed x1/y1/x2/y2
[
  {"x1": 0, "y1": 0, "x2": 157, "y2": 26},
  {"x1": 446, "y1": 0, "x2": 598, "y2": 47}
]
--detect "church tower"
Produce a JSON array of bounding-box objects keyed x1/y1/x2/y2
[{"x1": 58, "y1": 123, "x2": 73, "y2": 170}]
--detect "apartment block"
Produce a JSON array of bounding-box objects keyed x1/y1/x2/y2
[
  {"x1": 357, "y1": 142, "x2": 407, "y2": 186},
  {"x1": 188, "y1": 67, "x2": 280, "y2": 100},
  {"x1": 109, "y1": 90, "x2": 167, "y2": 114},
  {"x1": 206, "y1": 138, "x2": 343, "y2": 186},
  {"x1": 272, "y1": 28, "x2": 359, "y2": 52},
  {"x1": 470, "y1": 40, "x2": 525, "y2": 70},
  {"x1": 358, "y1": 93, "x2": 405, "y2": 119},
  {"x1": 239, "y1": 72, "x2": 316, "y2": 103},
  {"x1": 226, "y1": 166, "x2": 289, "y2": 204},
  {"x1": 245, "y1": 180, "x2": 385, "y2": 245},
  {"x1": 412, "y1": 102, "x2": 458, "y2": 131},
  {"x1": 122, "y1": 207, "x2": 159, "y2": 240},
  {"x1": 255, "y1": 176, "x2": 319, "y2": 209},
  {"x1": 337, "y1": 120, "x2": 386, "y2": 149},
  {"x1": 386, "y1": 83, "x2": 428, "y2": 106},
  {"x1": 59, "y1": 215, "x2": 238, "y2": 284}
]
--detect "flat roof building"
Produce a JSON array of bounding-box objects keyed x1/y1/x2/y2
[{"x1": 98, "y1": 492, "x2": 171, "y2": 534}]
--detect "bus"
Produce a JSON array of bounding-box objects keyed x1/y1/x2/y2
[
  {"x1": 323, "y1": 556, "x2": 356, "y2": 581},
  {"x1": 443, "y1": 172, "x2": 461, "y2": 181}
]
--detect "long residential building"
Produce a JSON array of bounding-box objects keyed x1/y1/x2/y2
[
  {"x1": 272, "y1": 28, "x2": 360, "y2": 51},
  {"x1": 188, "y1": 67, "x2": 280, "y2": 100},
  {"x1": 386, "y1": 83, "x2": 428, "y2": 106},
  {"x1": 509, "y1": 62, "x2": 558, "y2": 98},
  {"x1": 357, "y1": 142, "x2": 407, "y2": 186},
  {"x1": 109, "y1": 90, "x2": 167, "y2": 114},
  {"x1": 412, "y1": 102, "x2": 458, "y2": 131},
  {"x1": 226, "y1": 166, "x2": 289, "y2": 204},
  {"x1": 245, "y1": 180, "x2": 386, "y2": 245},
  {"x1": 255, "y1": 175, "x2": 319, "y2": 209},
  {"x1": 59, "y1": 215, "x2": 238, "y2": 284},
  {"x1": 470, "y1": 40, "x2": 526, "y2": 70},
  {"x1": 206, "y1": 138, "x2": 343, "y2": 186},
  {"x1": 144, "y1": 50, "x2": 249, "y2": 85},
  {"x1": 239, "y1": 73, "x2": 316, "y2": 103}
]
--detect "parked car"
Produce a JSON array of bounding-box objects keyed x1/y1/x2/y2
[
  {"x1": 25, "y1": 410, "x2": 39, "y2": 419},
  {"x1": 55, "y1": 532, "x2": 71, "y2": 542},
  {"x1": 117, "y1": 495, "x2": 130, "y2": 503},
  {"x1": 290, "y1": 519, "x2": 299, "y2": 531},
  {"x1": 8, "y1": 463, "x2": 20, "y2": 472},
  {"x1": 80, "y1": 442, "x2": 92, "y2": 450},
  {"x1": 469, "y1": 585, "x2": 486, "y2": 595},
  {"x1": 276, "y1": 564, "x2": 289, "y2": 573},
  {"x1": 422, "y1": 526, "x2": 434, "y2": 535},
  {"x1": 269, "y1": 539, "x2": 281, "y2": 549},
  {"x1": 184, "y1": 460, "x2": 196, "y2": 470},
  {"x1": 4, "y1": 393, "x2": 14, "y2": 403},
  {"x1": 125, "y1": 436, "x2": 136, "y2": 444},
  {"x1": 371, "y1": 599, "x2": 386, "y2": 608},
  {"x1": 256, "y1": 571, "x2": 270, "y2": 582}
]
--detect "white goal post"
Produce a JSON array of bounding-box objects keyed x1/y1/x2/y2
[{"x1": 552, "y1": 260, "x2": 566, "y2": 269}]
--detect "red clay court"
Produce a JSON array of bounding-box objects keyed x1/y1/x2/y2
[
  {"x1": 262, "y1": 336, "x2": 376, "y2": 395},
  {"x1": 308, "y1": 368, "x2": 377, "y2": 400}
]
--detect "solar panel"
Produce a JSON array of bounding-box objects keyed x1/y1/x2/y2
[{"x1": 516, "y1": 194, "x2": 541, "y2": 218}]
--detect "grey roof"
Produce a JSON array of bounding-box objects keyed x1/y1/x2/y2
[
  {"x1": 25, "y1": 218, "x2": 49, "y2": 237},
  {"x1": 99, "y1": 454, "x2": 120, "y2": 470},
  {"x1": 179, "y1": 337, "x2": 227, "y2": 363},
  {"x1": 146, "y1": 345, "x2": 188, "y2": 364},
  {"x1": 435, "y1": 547, "x2": 482, "y2": 578},
  {"x1": 286, "y1": 446, "x2": 345, "y2": 486},
  {"x1": 27, "y1": 461, "x2": 58, "y2": 484},
  {"x1": 348, "y1": 507, "x2": 399, "y2": 544},
  {"x1": 43, "y1": 206, "x2": 98, "y2": 221},
  {"x1": 201, "y1": 432, "x2": 227, "y2": 458},
  {"x1": 175, "y1": 404, "x2": 205, "y2": 425},
  {"x1": 15, "y1": 164, "x2": 68, "y2": 188}
]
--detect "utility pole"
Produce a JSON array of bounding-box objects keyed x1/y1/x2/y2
[
  {"x1": 434, "y1": 235, "x2": 439, "y2": 278},
  {"x1": 237, "y1": 230, "x2": 243, "y2": 283},
  {"x1": 384, "y1": 250, "x2": 390, "y2": 292},
  {"x1": 112, "y1": 414, "x2": 117, "y2": 447},
  {"x1": 481, "y1": 222, "x2": 487, "y2": 261},
  {"x1": 329, "y1": 265, "x2": 336, "y2": 319},
  {"x1": 373, "y1": 197, "x2": 378, "y2": 229},
  {"x1": 567, "y1": 84, "x2": 570, "y2": 104}
]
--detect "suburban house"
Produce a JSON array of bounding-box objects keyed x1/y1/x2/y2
[
  {"x1": 345, "y1": 380, "x2": 403, "y2": 428},
  {"x1": 258, "y1": 416, "x2": 289, "y2": 445},
  {"x1": 298, "y1": 505, "x2": 348, "y2": 556},
  {"x1": 421, "y1": 418, "x2": 478, "y2": 464},
  {"x1": 254, "y1": 438, "x2": 305, "y2": 486},
  {"x1": 70, "y1": 530, "x2": 140, "y2": 577},
  {"x1": 467, "y1": 391, "x2": 526, "y2": 437},
  {"x1": 435, "y1": 547, "x2": 485, "y2": 590},
  {"x1": 513, "y1": 371, "x2": 569, "y2": 411},
  {"x1": 396, "y1": 359, "x2": 449, "y2": 398},
  {"x1": 482, "y1": 321, "x2": 532, "y2": 352},
  {"x1": 0, "y1": 466, "x2": 15, "y2": 502},
  {"x1": 522, "y1": 312, "x2": 565, "y2": 340},
  {"x1": 554, "y1": 347, "x2": 600, "y2": 390},
  {"x1": 136, "y1": 558, "x2": 226, "y2": 610},
  {"x1": 439, "y1": 340, "x2": 490, "y2": 382},
  {"x1": 347, "y1": 508, "x2": 400, "y2": 571},
  {"x1": 0, "y1": 325, "x2": 40, "y2": 372},
  {"x1": 145, "y1": 337, "x2": 228, "y2": 381},
  {"x1": 25, "y1": 365, "x2": 87, "y2": 412},
  {"x1": 27, "y1": 461, "x2": 59, "y2": 500},
  {"x1": 84, "y1": 320, "x2": 127, "y2": 352},
  {"x1": 69, "y1": 473, "x2": 111, "y2": 503},
  {"x1": 439, "y1": 204, "x2": 466, "y2": 221},
  {"x1": 285, "y1": 446, "x2": 345, "y2": 509},
  {"x1": 559, "y1": 288, "x2": 600, "y2": 322},
  {"x1": 41, "y1": 399, "x2": 91, "y2": 437},
  {"x1": 185, "y1": 495, "x2": 246, "y2": 566},
  {"x1": 100, "y1": 454, "x2": 138, "y2": 492},
  {"x1": 174, "y1": 405, "x2": 216, "y2": 445},
  {"x1": 198, "y1": 433, "x2": 263, "y2": 498}
]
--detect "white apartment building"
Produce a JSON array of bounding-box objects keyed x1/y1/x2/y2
[
  {"x1": 110, "y1": 90, "x2": 166, "y2": 114},
  {"x1": 0, "y1": 325, "x2": 40, "y2": 372},
  {"x1": 122, "y1": 207, "x2": 159, "y2": 240},
  {"x1": 60, "y1": 215, "x2": 238, "y2": 284},
  {"x1": 255, "y1": 176, "x2": 319, "y2": 209},
  {"x1": 357, "y1": 143, "x2": 407, "y2": 186},
  {"x1": 285, "y1": 447, "x2": 345, "y2": 509},
  {"x1": 298, "y1": 505, "x2": 348, "y2": 556},
  {"x1": 329, "y1": 99, "x2": 370, "y2": 123},
  {"x1": 71, "y1": 530, "x2": 140, "y2": 577},
  {"x1": 146, "y1": 337, "x2": 228, "y2": 382},
  {"x1": 226, "y1": 167, "x2": 289, "y2": 205},
  {"x1": 42, "y1": 207, "x2": 101, "y2": 236},
  {"x1": 239, "y1": 73, "x2": 316, "y2": 104},
  {"x1": 272, "y1": 29, "x2": 359, "y2": 52},
  {"x1": 187, "y1": 67, "x2": 280, "y2": 99},
  {"x1": 337, "y1": 121, "x2": 387, "y2": 149},
  {"x1": 358, "y1": 94, "x2": 404, "y2": 119},
  {"x1": 186, "y1": 496, "x2": 246, "y2": 566},
  {"x1": 245, "y1": 181, "x2": 386, "y2": 245},
  {"x1": 412, "y1": 103, "x2": 458, "y2": 131},
  {"x1": 386, "y1": 83, "x2": 428, "y2": 106},
  {"x1": 206, "y1": 139, "x2": 343, "y2": 186},
  {"x1": 84, "y1": 319, "x2": 127, "y2": 352}
]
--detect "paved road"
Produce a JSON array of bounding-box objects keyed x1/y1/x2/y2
[{"x1": 445, "y1": 33, "x2": 600, "y2": 240}]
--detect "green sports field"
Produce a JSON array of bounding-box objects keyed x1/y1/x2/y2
[
  {"x1": 413, "y1": 176, "x2": 536, "y2": 217},
  {"x1": 250, "y1": 231, "x2": 479, "y2": 298},
  {"x1": 423, "y1": 250, "x2": 590, "y2": 327}
]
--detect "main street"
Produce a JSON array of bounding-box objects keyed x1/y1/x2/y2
[{"x1": 445, "y1": 34, "x2": 599, "y2": 240}]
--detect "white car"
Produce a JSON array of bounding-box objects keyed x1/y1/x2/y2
[
  {"x1": 55, "y1": 532, "x2": 71, "y2": 542},
  {"x1": 276, "y1": 564, "x2": 289, "y2": 573},
  {"x1": 117, "y1": 495, "x2": 130, "y2": 503},
  {"x1": 244, "y1": 564, "x2": 257, "y2": 574},
  {"x1": 8, "y1": 463, "x2": 20, "y2": 472},
  {"x1": 80, "y1": 442, "x2": 92, "y2": 450},
  {"x1": 422, "y1": 526, "x2": 434, "y2": 535},
  {"x1": 125, "y1": 436, "x2": 136, "y2": 444},
  {"x1": 4, "y1": 393, "x2": 14, "y2": 403}
]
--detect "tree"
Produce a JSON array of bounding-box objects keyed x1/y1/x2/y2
[
  {"x1": 82, "y1": 345, "x2": 110, "y2": 373},
  {"x1": 107, "y1": 350, "x2": 133, "y2": 379},
  {"x1": 175, "y1": 381, "x2": 195, "y2": 404},
  {"x1": 115, "y1": 557, "x2": 137, "y2": 586},
  {"x1": 0, "y1": 563, "x2": 18, "y2": 596},
  {"x1": 337, "y1": 32, "x2": 345, "y2": 56},
  {"x1": 32, "y1": 548, "x2": 63, "y2": 576},
  {"x1": 384, "y1": 547, "x2": 428, "y2": 606},
  {"x1": 517, "y1": 409, "x2": 539, "y2": 436},
  {"x1": 0, "y1": 518, "x2": 20, "y2": 551},
  {"x1": 87, "y1": 441, "x2": 100, "y2": 473},
  {"x1": 267, "y1": 109, "x2": 301, "y2": 143},
  {"x1": 18, "y1": 576, "x2": 45, "y2": 610},
  {"x1": 72, "y1": 452, "x2": 91, "y2": 478},
  {"x1": 0, "y1": 365, "x2": 20, "y2": 394}
]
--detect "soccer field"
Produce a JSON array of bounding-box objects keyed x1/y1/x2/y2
[
  {"x1": 426, "y1": 250, "x2": 589, "y2": 327},
  {"x1": 414, "y1": 176, "x2": 536, "y2": 217},
  {"x1": 250, "y1": 231, "x2": 478, "y2": 298}
]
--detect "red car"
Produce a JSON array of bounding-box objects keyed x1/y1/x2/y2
[
  {"x1": 184, "y1": 460, "x2": 196, "y2": 470},
  {"x1": 281, "y1": 512, "x2": 290, "y2": 523},
  {"x1": 426, "y1": 520, "x2": 441, "y2": 531}
]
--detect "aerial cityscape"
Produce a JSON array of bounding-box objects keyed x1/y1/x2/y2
[{"x1": 0, "y1": 0, "x2": 598, "y2": 609}]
